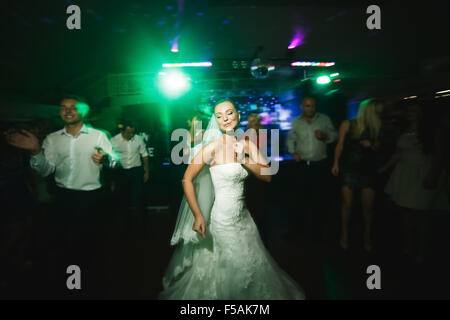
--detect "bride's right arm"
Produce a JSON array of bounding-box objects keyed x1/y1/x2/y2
[{"x1": 182, "y1": 141, "x2": 216, "y2": 235}]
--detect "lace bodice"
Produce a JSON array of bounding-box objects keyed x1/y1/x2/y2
[{"x1": 209, "y1": 162, "x2": 248, "y2": 199}]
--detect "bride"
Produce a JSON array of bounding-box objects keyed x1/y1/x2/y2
[{"x1": 159, "y1": 100, "x2": 304, "y2": 300}]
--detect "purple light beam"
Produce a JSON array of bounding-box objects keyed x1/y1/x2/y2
[
  {"x1": 288, "y1": 28, "x2": 305, "y2": 49},
  {"x1": 171, "y1": 35, "x2": 180, "y2": 52}
]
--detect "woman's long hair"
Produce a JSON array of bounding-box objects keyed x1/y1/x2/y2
[{"x1": 355, "y1": 98, "x2": 383, "y2": 140}]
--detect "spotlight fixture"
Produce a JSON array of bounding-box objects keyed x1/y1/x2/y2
[
  {"x1": 157, "y1": 70, "x2": 191, "y2": 98},
  {"x1": 316, "y1": 75, "x2": 331, "y2": 84}
]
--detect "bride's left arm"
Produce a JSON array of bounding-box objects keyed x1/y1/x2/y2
[{"x1": 241, "y1": 139, "x2": 271, "y2": 182}]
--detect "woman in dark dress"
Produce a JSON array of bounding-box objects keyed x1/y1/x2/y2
[{"x1": 332, "y1": 99, "x2": 383, "y2": 251}]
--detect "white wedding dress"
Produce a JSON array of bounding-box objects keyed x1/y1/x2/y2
[{"x1": 159, "y1": 162, "x2": 305, "y2": 300}]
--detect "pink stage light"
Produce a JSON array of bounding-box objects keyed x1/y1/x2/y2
[{"x1": 288, "y1": 28, "x2": 305, "y2": 49}]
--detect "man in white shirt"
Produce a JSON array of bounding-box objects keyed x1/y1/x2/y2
[
  {"x1": 111, "y1": 121, "x2": 149, "y2": 232},
  {"x1": 6, "y1": 95, "x2": 116, "y2": 294},
  {"x1": 287, "y1": 96, "x2": 337, "y2": 243}
]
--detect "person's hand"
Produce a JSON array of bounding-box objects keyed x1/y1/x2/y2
[
  {"x1": 360, "y1": 140, "x2": 372, "y2": 148},
  {"x1": 143, "y1": 171, "x2": 149, "y2": 183},
  {"x1": 292, "y1": 153, "x2": 301, "y2": 162},
  {"x1": 92, "y1": 147, "x2": 107, "y2": 165},
  {"x1": 331, "y1": 163, "x2": 339, "y2": 176},
  {"x1": 5, "y1": 129, "x2": 41, "y2": 154},
  {"x1": 193, "y1": 215, "x2": 206, "y2": 237},
  {"x1": 315, "y1": 130, "x2": 328, "y2": 141}
]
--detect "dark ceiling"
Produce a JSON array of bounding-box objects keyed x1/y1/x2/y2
[{"x1": 2, "y1": 0, "x2": 450, "y2": 103}]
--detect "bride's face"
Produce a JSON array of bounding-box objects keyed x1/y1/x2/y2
[{"x1": 214, "y1": 101, "x2": 240, "y2": 132}]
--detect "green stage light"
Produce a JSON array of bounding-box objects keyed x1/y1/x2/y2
[
  {"x1": 316, "y1": 75, "x2": 331, "y2": 85},
  {"x1": 157, "y1": 70, "x2": 191, "y2": 98}
]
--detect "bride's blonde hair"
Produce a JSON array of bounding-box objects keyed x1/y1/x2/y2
[
  {"x1": 214, "y1": 99, "x2": 238, "y2": 113},
  {"x1": 355, "y1": 98, "x2": 383, "y2": 139}
]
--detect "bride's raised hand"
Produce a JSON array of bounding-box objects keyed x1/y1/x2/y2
[{"x1": 193, "y1": 215, "x2": 206, "y2": 237}]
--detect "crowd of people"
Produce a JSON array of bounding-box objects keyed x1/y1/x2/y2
[
  {"x1": 287, "y1": 96, "x2": 449, "y2": 262},
  {"x1": 1, "y1": 95, "x2": 151, "y2": 296},
  {"x1": 1, "y1": 93, "x2": 449, "y2": 299}
]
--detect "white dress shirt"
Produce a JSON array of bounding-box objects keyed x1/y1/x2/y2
[
  {"x1": 287, "y1": 113, "x2": 337, "y2": 162},
  {"x1": 30, "y1": 124, "x2": 115, "y2": 191},
  {"x1": 111, "y1": 133, "x2": 148, "y2": 169}
]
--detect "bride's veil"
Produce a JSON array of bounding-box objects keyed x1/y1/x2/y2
[{"x1": 170, "y1": 113, "x2": 222, "y2": 245}]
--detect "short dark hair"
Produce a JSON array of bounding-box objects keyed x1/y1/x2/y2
[
  {"x1": 118, "y1": 120, "x2": 137, "y2": 130},
  {"x1": 302, "y1": 96, "x2": 316, "y2": 104},
  {"x1": 60, "y1": 94, "x2": 88, "y2": 105}
]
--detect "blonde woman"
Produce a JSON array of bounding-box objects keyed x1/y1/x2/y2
[{"x1": 332, "y1": 99, "x2": 383, "y2": 251}]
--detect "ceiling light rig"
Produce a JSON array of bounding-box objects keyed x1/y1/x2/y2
[
  {"x1": 162, "y1": 62, "x2": 212, "y2": 68},
  {"x1": 435, "y1": 93, "x2": 450, "y2": 99},
  {"x1": 250, "y1": 58, "x2": 275, "y2": 79},
  {"x1": 433, "y1": 89, "x2": 450, "y2": 99},
  {"x1": 291, "y1": 61, "x2": 335, "y2": 67}
]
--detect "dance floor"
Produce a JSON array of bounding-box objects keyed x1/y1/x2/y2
[{"x1": 2, "y1": 161, "x2": 449, "y2": 300}]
